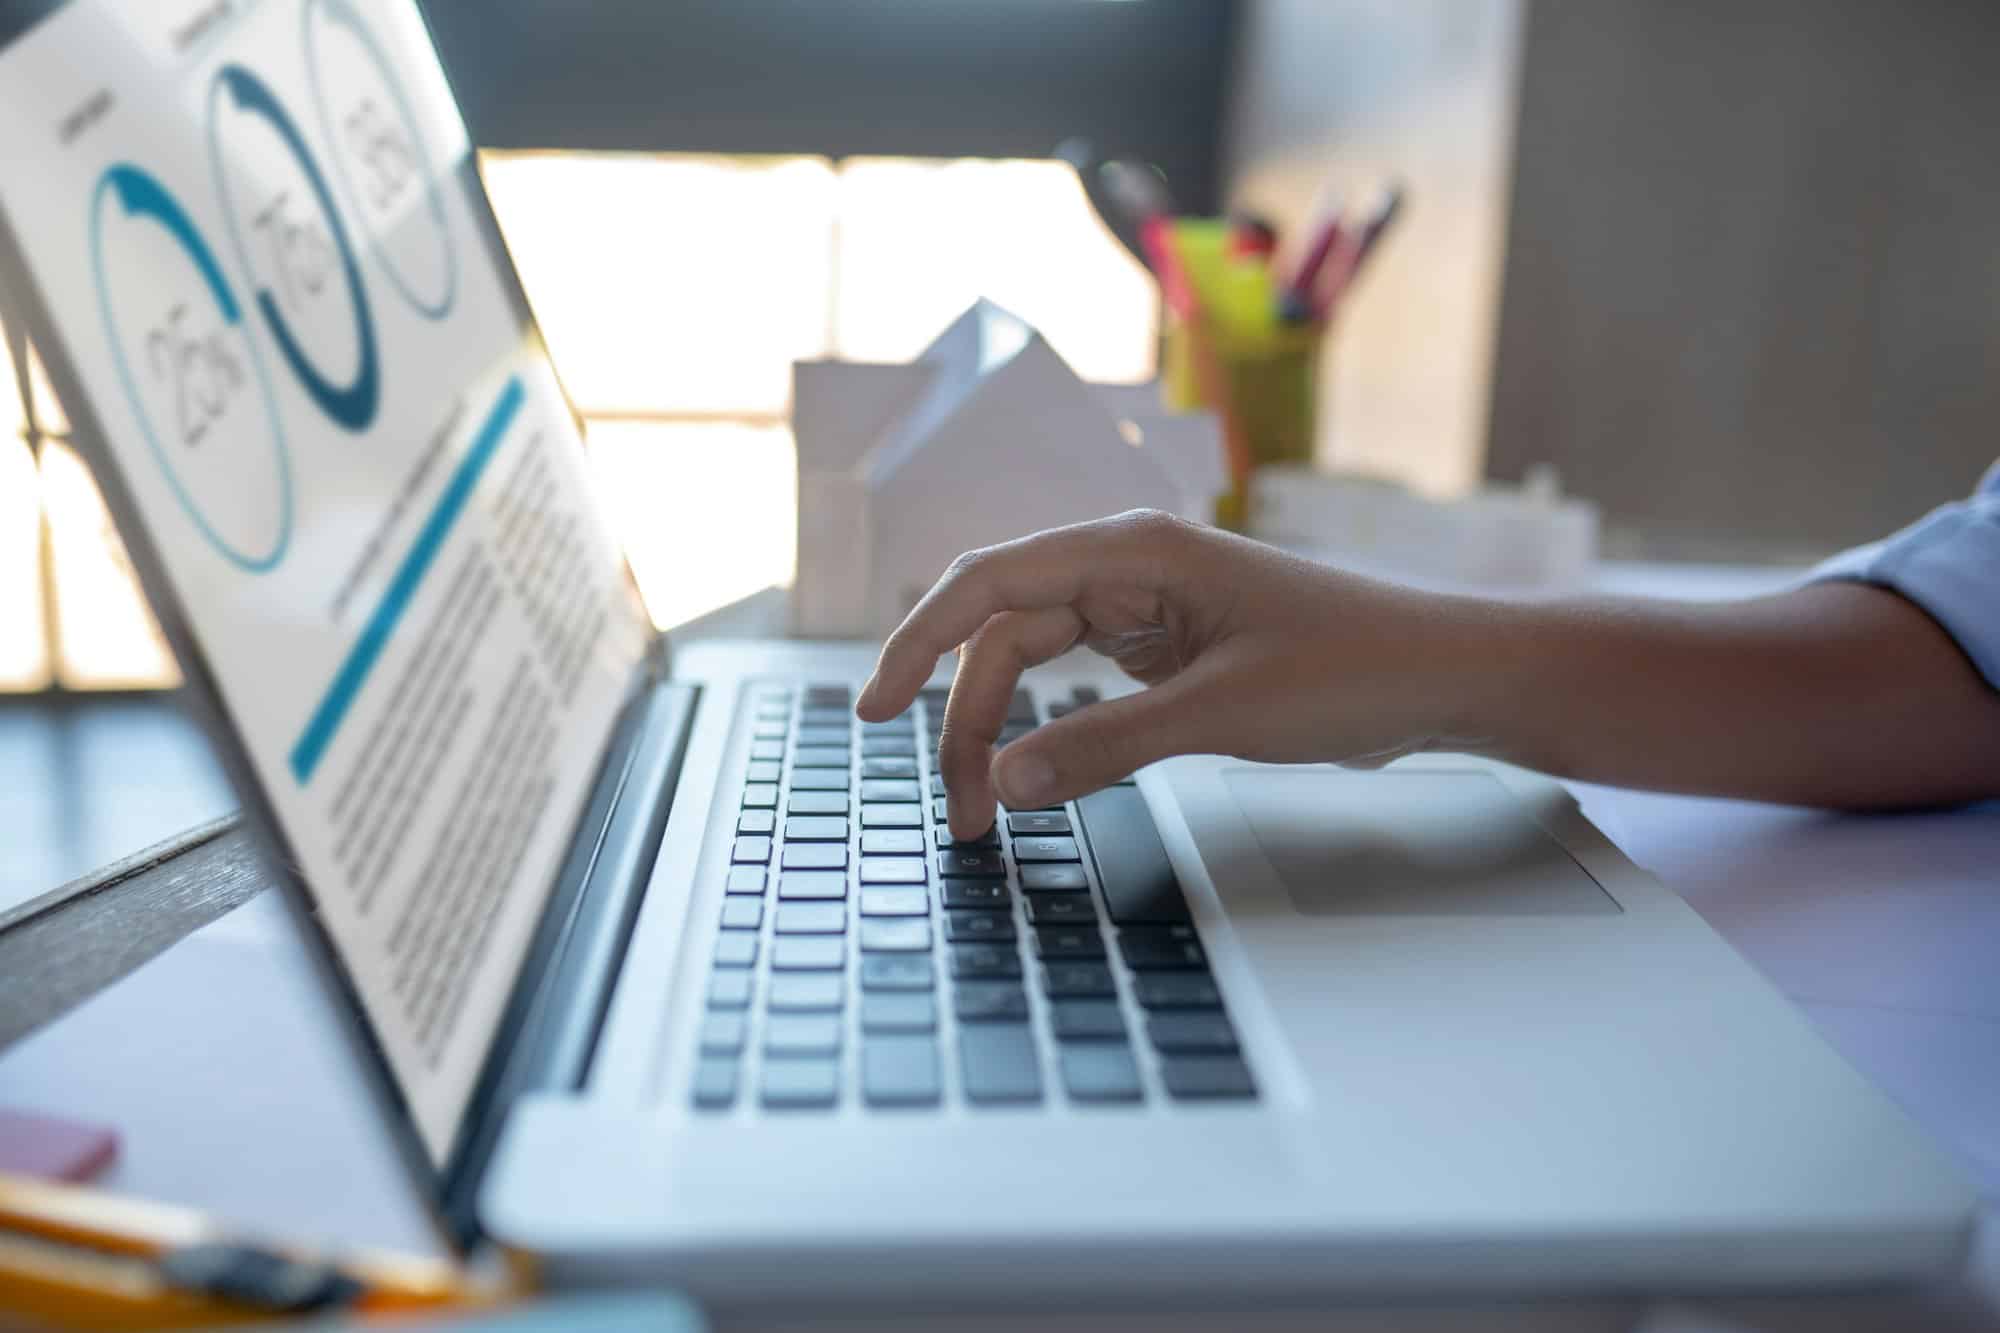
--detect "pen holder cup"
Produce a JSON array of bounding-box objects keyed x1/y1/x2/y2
[{"x1": 1162, "y1": 314, "x2": 1323, "y2": 531}]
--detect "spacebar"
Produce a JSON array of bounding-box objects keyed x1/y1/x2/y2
[{"x1": 1075, "y1": 787, "x2": 1192, "y2": 924}]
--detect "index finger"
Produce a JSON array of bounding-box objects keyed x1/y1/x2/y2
[{"x1": 856, "y1": 520, "x2": 1107, "y2": 721}]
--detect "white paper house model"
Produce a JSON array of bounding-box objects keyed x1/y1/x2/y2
[{"x1": 791, "y1": 301, "x2": 1225, "y2": 638}]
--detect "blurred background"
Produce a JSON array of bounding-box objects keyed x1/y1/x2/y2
[{"x1": 5, "y1": 0, "x2": 1998, "y2": 895}]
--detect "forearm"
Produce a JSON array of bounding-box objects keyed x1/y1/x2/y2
[{"x1": 1451, "y1": 582, "x2": 2000, "y2": 809}]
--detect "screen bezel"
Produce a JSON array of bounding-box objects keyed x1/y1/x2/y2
[{"x1": 0, "y1": 0, "x2": 659, "y2": 1246}]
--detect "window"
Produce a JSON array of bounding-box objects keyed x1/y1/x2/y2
[{"x1": 0, "y1": 151, "x2": 1154, "y2": 690}]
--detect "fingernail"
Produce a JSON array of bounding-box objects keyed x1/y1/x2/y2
[
  {"x1": 996, "y1": 750, "x2": 1055, "y2": 808},
  {"x1": 855, "y1": 673, "x2": 879, "y2": 715}
]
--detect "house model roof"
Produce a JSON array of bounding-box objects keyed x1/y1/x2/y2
[{"x1": 789, "y1": 299, "x2": 1225, "y2": 635}]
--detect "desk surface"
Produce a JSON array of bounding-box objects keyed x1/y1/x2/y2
[{"x1": 3, "y1": 569, "x2": 1998, "y2": 1330}]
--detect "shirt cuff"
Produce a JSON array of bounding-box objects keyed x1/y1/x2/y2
[{"x1": 1809, "y1": 499, "x2": 2000, "y2": 692}]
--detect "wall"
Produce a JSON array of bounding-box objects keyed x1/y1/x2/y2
[
  {"x1": 1487, "y1": 0, "x2": 2000, "y2": 559},
  {"x1": 1223, "y1": 0, "x2": 1525, "y2": 497}
]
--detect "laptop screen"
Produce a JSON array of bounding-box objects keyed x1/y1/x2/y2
[{"x1": 0, "y1": 0, "x2": 653, "y2": 1162}]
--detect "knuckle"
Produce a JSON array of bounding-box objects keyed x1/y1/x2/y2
[
  {"x1": 1113, "y1": 507, "x2": 1192, "y2": 555},
  {"x1": 943, "y1": 547, "x2": 991, "y2": 584},
  {"x1": 1121, "y1": 507, "x2": 1181, "y2": 538}
]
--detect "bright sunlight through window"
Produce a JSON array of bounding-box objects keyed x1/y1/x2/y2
[{"x1": 3, "y1": 151, "x2": 1156, "y2": 684}]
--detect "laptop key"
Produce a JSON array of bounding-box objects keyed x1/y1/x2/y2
[
  {"x1": 752, "y1": 719, "x2": 787, "y2": 740},
  {"x1": 954, "y1": 980, "x2": 1029, "y2": 1022},
  {"x1": 939, "y1": 847, "x2": 1006, "y2": 879},
  {"x1": 861, "y1": 757, "x2": 919, "y2": 779},
  {"x1": 960, "y1": 1026, "x2": 1043, "y2": 1104},
  {"x1": 1060, "y1": 1044, "x2": 1143, "y2": 1104},
  {"x1": 861, "y1": 734, "x2": 916, "y2": 757},
  {"x1": 1131, "y1": 972, "x2": 1222, "y2": 1009},
  {"x1": 950, "y1": 943, "x2": 1022, "y2": 979},
  {"x1": 859, "y1": 857, "x2": 927, "y2": 885},
  {"x1": 768, "y1": 974, "x2": 844, "y2": 1010},
  {"x1": 1024, "y1": 894, "x2": 1096, "y2": 925},
  {"x1": 714, "y1": 933, "x2": 758, "y2": 967},
  {"x1": 804, "y1": 684, "x2": 851, "y2": 707},
  {"x1": 1076, "y1": 787, "x2": 1192, "y2": 924},
  {"x1": 787, "y1": 791, "x2": 848, "y2": 816},
  {"x1": 863, "y1": 1037, "x2": 942, "y2": 1106},
  {"x1": 750, "y1": 739, "x2": 784, "y2": 762},
  {"x1": 725, "y1": 866, "x2": 765, "y2": 895},
  {"x1": 692, "y1": 1057, "x2": 738, "y2": 1109},
  {"x1": 708, "y1": 969, "x2": 754, "y2": 1008},
  {"x1": 1033, "y1": 926, "x2": 1106, "y2": 960},
  {"x1": 861, "y1": 803, "x2": 924, "y2": 828},
  {"x1": 742, "y1": 783, "x2": 779, "y2": 809},
  {"x1": 761, "y1": 1058, "x2": 839, "y2": 1109},
  {"x1": 775, "y1": 902, "x2": 846, "y2": 934},
  {"x1": 732, "y1": 836, "x2": 771, "y2": 864},
  {"x1": 1148, "y1": 1012, "x2": 1238, "y2": 1054},
  {"x1": 861, "y1": 829, "x2": 926, "y2": 856},
  {"x1": 859, "y1": 887, "x2": 928, "y2": 917},
  {"x1": 1051, "y1": 999, "x2": 1126, "y2": 1041},
  {"x1": 738, "y1": 809, "x2": 776, "y2": 835},
  {"x1": 783, "y1": 843, "x2": 847, "y2": 871},
  {"x1": 784, "y1": 816, "x2": 849, "y2": 842},
  {"x1": 793, "y1": 746, "x2": 851, "y2": 769},
  {"x1": 778, "y1": 872, "x2": 847, "y2": 900},
  {"x1": 772, "y1": 937, "x2": 845, "y2": 970},
  {"x1": 1040, "y1": 961, "x2": 1116, "y2": 998},
  {"x1": 860, "y1": 779, "x2": 921, "y2": 803},
  {"x1": 780, "y1": 808, "x2": 844, "y2": 840},
  {"x1": 1007, "y1": 810, "x2": 1072, "y2": 836},
  {"x1": 796, "y1": 725, "x2": 849, "y2": 748},
  {"x1": 859, "y1": 919, "x2": 932, "y2": 952},
  {"x1": 700, "y1": 1012, "x2": 747, "y2": 1054},
  {"x1": 1119, "y1": 928, "x2": 1206, "y2": 971},
  {"x1": 1020, "y1": 863, "x2": 1088, "y2": 892},
  {"x1": 1013, "y1": 836, "x2": 1081, "y2": 863},
  {"x1": 861, "y1": 992, "x2": 937, "y2": 1033},
  {"x1": 719, "y1": 898, "x2": 763, "y2": 930},
  {"x1": 765, "y1": 1014, "x2": 842, "y2": 1056},
  {"x1": 861, "y1": 955, "x2": 933, "y2": 991},
  {"x1": 1160, "y1": 1055, "x2": 1256, "y2": 1100},
  {"x1": 935, "y1": 825, "x2": 999, "y2": 850},
  {"x1": 791, "y1": 769, "x2": 851, "y2": 790},
  {"x1": 940, "y1": 880, "x2": 1008, "y2": 909},
  {"x1": 944, "y1": 910, "x2": 1016, "y2": 943},
  {"x1": 746, "y1": 761, "x2": 781, "y2": 784}
]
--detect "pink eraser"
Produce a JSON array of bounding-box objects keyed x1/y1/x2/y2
[{"x1": 0, "y1": 1107, "x2": 120, "y2": 1182}]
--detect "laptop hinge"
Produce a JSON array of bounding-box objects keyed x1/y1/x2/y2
[{"x1": 437, "y1": 675, "x2": 697, "y2": 1243}]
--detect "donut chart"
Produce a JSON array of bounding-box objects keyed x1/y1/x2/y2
[
  {"x1": 89, "y1": 163, "x2": 293, "y2": 571},
  {"x1": 305, "y1": 0, "x2": 457, "y2": 320},
  {"x1": 208, "y1": 62, "x2": 380, "y2": 432}
]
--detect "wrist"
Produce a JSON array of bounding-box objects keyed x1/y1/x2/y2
[{"x1": 1422, "y1": 594, "x2": 1567, "y2": 764}]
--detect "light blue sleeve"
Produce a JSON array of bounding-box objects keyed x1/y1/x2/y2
[{"x1": 1811, "y1": 461, "x2": 2000, "y2": 690}]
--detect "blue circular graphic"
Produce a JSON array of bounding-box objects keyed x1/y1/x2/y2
[
  {"x1": 89, "y1": 163, "x2": 293, "y2": 572},
  {"x1": 207, "y1": 62, "x2": 381, "y2": 432},
  {"x1": 304, "y1": 0, "x2": 458, "y2": 321}
]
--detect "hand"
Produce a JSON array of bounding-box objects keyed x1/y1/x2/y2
[{"x1": 855, "y1": 509, "x2": 1484, "y2": 839}]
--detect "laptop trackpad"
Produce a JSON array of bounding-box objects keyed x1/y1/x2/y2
[{"x1": 1221, "y1": 768, "x2": 1619, "y2": 916}]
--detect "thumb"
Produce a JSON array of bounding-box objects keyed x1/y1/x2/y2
[{"x1": 993, "y1": 676, "x2": 1212, "y2": 809}]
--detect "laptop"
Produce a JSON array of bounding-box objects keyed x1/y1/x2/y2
[{"x1": 0, "y1": 0, "x2": 1974, "y2": 1312}]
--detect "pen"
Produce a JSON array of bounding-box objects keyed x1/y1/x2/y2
[
  {"x1": 0, "y1": 1171, "x2": 512, "y2": 1329},
  {"x1": 1311, "y1": 182, "x2": 1404, "y2": 320},
  {"x1": 1272, "y1": 204, "x2": 1352, "y2": 322}
]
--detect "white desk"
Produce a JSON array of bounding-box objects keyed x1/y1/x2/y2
[{"x1": 4, "y1": 568, "x2": 1998, "y2": 1330}]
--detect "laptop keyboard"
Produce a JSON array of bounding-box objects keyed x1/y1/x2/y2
[{"x1": 688, "y1": 681, "x2": 1257, "y2": 1111}]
